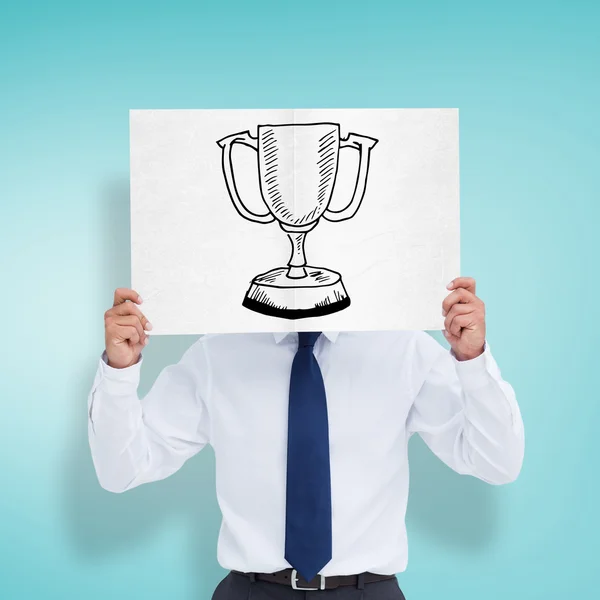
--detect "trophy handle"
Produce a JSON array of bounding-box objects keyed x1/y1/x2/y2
[
  {"x1": 323, "y1": 133, "x2": 379, "y2": 222},
  {"x1": 216, "y1": 131, "x2": 275, "y2": 224}
]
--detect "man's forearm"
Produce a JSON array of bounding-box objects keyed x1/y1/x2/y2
[
  {"x1": 88, "y1": 344, "x2": 210, "y2": 493},
  {"x1": 87, "y1": 353, "x2": 148, "y2": 493},
  {"x1": 454, "y1": 348, "x2": 525, "y2": 484}
]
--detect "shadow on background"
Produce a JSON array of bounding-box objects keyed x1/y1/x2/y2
[
  {"x1": 407, "y1": 332, "x2": 497, "y2": 551},
  {"x1": 62, "y1": 181, "x2": 496, "y2": 600},
  {"x1": 61, "y1": 180, "x2": 225, "y2": 599},
  {"x1": 406, "y1": 436, "x2": 497, "y2": 551}
]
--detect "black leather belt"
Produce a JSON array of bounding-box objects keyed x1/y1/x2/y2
[{"x1": 232, "y1": 568, "x2": 396, "y2": 590}]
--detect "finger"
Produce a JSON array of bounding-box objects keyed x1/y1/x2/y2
[
  {"x1": 114, "y1": 324, "x2": 142, "y2": 346},
  {"x1": 442, "y1": 288, "x2": 476, "y2": 314},
  {"x1": 111, "y1": 315, "x2": 146, "y2": 342},
  {"x1": 447, "y1": 277, "x2": 476, "y2": 295},
  {"x1": 444, "y1": 303, "x2": 476, "y2": 330},
  {"x1": 444, "y1": 302, "x2": 475, "y2": 319},
  {"x1": 448, "y1": 313, "x2": 478, "y2": 337},
  {"x1": 113, "y1": 287, "x2": 143, "y2": 307},
  {"x1": 106, "y1": 323, "x2": 142, "y2": 346},
  {"x1": 107, "y1": 302, "x2": 152, "y2": 331}
]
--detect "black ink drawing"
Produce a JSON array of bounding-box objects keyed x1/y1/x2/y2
[{"x1": 216, "y1": 122, "x2": 378, "y2": 319}]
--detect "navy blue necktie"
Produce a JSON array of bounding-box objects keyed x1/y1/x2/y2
[{"x1": 284, "y1": 331, "x2": 332, "y2": 583}]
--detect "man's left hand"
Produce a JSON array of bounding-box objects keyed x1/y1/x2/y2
[{"x1": 442, "y1": 277, "x2": 486, "y2": 361}]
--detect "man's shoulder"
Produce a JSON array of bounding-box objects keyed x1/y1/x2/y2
[
  {"x1": 187, "y1": 330, "x2": 443, "y2": 353},
  {"x1": 189, "y1": 332, "x2": 274, "y2": 354},
  {"x1": 342, "y1": 330, "x2": 445, "y2": 361},
  {"x1": 194, "y1": 331, "x2": 438, "y2": 343},
  {"x1": 342, "y1": 330, "x2": 435, "y2": 345}
]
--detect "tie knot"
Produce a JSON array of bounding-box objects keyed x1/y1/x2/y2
[{"x1": 298, "y1": 331, "x2": 322, "y2": 348}]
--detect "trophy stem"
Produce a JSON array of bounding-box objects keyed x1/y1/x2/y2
[{"x1": 286, "y1": 231, "x2": 308, "y2": 279}]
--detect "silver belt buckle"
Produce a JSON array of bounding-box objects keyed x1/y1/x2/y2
[{"x1": 290, "y1": 569, "x2": 326, "y2": 590}]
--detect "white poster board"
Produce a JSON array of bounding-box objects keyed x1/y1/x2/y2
[{"x1": 130, "y1": 108, "x2": 459, "y2": 334}]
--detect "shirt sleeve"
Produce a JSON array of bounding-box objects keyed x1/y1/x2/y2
[
  {"x1": 406, "y1": 334, "x2": 524, "y2": 485},
  {"x1": 87, "y1": 339, "x2": 211, "y2": 493}
]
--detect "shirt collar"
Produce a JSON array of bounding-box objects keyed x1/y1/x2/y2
[{"x1": 273, "y1": 331, "x2": 340, "y2": 344}]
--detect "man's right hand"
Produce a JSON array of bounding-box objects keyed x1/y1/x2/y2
[{"x1": 104, "y1": 288, "x2": 152, "y2": 369}]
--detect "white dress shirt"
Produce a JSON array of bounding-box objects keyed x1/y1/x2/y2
[{"x1": 87, "y1": 331, "x2": 524, "y2": 576}]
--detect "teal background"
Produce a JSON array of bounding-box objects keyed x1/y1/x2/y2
[{"x1": 0, "y1": 0, "x2": 598, "y2": 598}]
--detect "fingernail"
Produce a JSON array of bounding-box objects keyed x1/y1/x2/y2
[
  {"x1": 143, "y1": 336, "x2": 149, "y2": 344},
  {"x1": 446, "y1": 281, "x2": 454, "y2": 290},
  {"x1": 146, "y1": 322, "x2": 153, "y2": 331},
  {"x1": 442, "y1": 310, "x2": 447, "y2": 317},
  {"x1": 442, "y1": 329, "x2": 448, "y2": 337},
  {"x1": 138, "y1": 295, "x2": 143, "y2": 303}
]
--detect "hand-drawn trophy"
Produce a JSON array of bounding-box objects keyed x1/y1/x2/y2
[{"x1": 217, "y1": 122, "x2": 378, "y2": 319}]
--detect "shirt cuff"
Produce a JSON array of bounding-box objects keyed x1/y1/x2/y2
[
  {"x1": 97, "y1": 350, "x2": 143, "y2": 395},
  {"x1": 451, "y1": 341, "x2": 493, "y2": 391}
]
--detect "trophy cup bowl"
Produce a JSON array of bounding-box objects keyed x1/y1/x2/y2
[{"x1": 217, "y1": 122, "x2": 378, "y2": 320}]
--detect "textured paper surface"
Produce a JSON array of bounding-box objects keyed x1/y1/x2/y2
[{"x1": 130, "y1": 108, "x2": 460, "y2": 334}]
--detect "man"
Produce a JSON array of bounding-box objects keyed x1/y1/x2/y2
[{"x1": 88, "y1": 277, "x2": 524, "y2": 599}]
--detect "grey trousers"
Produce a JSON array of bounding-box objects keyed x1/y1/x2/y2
[{"x1": 211, "y1": 571, "x2": 406, "y2": 600}]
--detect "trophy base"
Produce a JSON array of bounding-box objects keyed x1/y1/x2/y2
[{"x1": 242, "y1": 266, "x2": 350, "y2": 320}]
